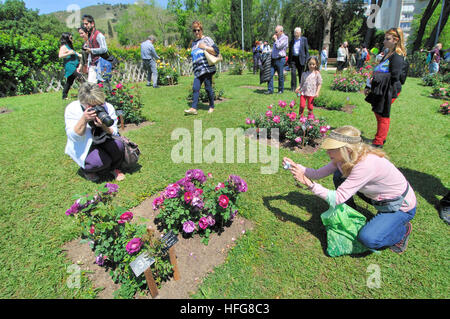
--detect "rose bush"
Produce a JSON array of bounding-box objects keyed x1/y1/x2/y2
[
  {"x1": 246, "y1": 100, "x2": 330, "y2": 148},
  {"x1": 65, "y1": 183, "x2": 173, "y2": 299},
  {"x1": 156, "y1": 60, "x2": 179, "y2": 86},
  {"x1": 102, "y1": 82, "x2": 147, "y2": 125},
  {"x1": 331, "y1": 67, "x2": 370, "y2": 92},
  {"x1": 154, "y1": 169, "x2": 247, "y2": 245}
]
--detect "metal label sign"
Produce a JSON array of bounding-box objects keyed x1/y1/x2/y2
[
  {"x1": 161, "y1": 231, "x2": 178, "y2": 254},
  {"x1": 130, "y1": 253, "x2": 155, "y2": 277}
]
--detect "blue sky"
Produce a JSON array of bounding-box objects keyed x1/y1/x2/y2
[{"x1": 23, "y1": 0, "x2": 168, "y2": 14}]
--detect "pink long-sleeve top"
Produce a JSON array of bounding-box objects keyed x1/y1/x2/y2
[{"x1": 301, "y1": 154, "x2": 416, "y2": 212}]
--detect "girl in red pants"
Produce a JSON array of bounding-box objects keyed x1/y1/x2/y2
[{"x1": 295, "y1": 56, "x2": 322, "y2": 118}]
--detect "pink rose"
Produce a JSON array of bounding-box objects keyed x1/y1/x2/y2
[
  {"x1": 278, "y1": 100, "x2": 287, "y2": 108},
  {"x1": 295, "y1": 137, "x2": 302, "y2": 143},
  {"x1": 116, "y1": 83, "x2": 123, "y2": 89},
  {"x1": 184, "y1": 191, "x2": 193, "y2": 203},
  {"x1": 265, "y1": 110, "x2": 273, "y2": 118},
  {"x1": 246, "y1": 118, "x2": 251, "y2": 125},
  {"x1": 218, "y1": 195, "x2": 229, "y2": 209},
  {"x1": 273, "y1": 115, "x2": 281, "y2": 123}
]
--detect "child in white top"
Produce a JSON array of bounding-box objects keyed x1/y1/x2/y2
[{"x1": 295, "y1": 56, "x2": 322, "y2": 118}]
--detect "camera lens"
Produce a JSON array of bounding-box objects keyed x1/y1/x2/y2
[{"x1": 97, "y1": 111, "x2": 114, "y2": 127}]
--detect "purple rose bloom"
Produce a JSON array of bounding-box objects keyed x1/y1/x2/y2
[
  {"x1": 184, "y1": 181, "x2": 196, "y2": 193},
  {"x1": 126, "y1": 238, "x2": 143, "y2": 255},
  {"x1": 231, "y1": 209, "x2": 238, "y2": 220},
  {"x1": 186, "y1": 169, "x2": 206, "y2": 184},
  {"x1": 191, "y1": 196, "x2": 204, "y2": 209},
  {"x1": 65, "y1": 202, "x2": 80, "y2": 216},
  {"x1": 228, "y1": 175, "x2": 248, "y2": 193},
  {"x1": 183, "y1": 220, "x2": 196, "y2": 233},
  {"x1": 95, "y1": 254, "x2": 106, "y2": 266},
  {"x1": 164, "y1": 185, "x2": 180, "y2": 198},
  {"x1": 104, "y1": 183, "x2": 119, "y2": 194},
  {"x1": 206, "y1": 214, "x2": 216, "y2": 226}
]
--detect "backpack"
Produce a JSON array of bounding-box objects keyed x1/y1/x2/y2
[
  {"x1": 400, "y1": 57, "x2": 409, "y2": 85},
  {"x1": 426, "y1": 52, "x2": 432, "y2": 64},
  {"x1": 113, "y1": 135, "x2": 141, "y2": 170}
]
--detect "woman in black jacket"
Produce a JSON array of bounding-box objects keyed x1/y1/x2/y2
[{"x1": 364, "y1": 27, "x2": 406, "y2": 148}]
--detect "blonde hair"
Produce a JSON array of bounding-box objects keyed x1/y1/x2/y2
[
  {"x1": 386, "y1": 28, "x2": 406, "y2": 56},
  {"x1": 78, "y1": 82, "x2": 105, "y2": 106},
  {"x1": 333, "y1": 126, "x2": 387, "y2": 177}
]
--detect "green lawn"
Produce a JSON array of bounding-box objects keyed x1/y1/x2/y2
[{"x1": 0, "y1": 69, "x2": 448, "y2": 298}]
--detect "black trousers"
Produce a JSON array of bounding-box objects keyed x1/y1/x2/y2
[
  {"x1": 62, "y1": 71, "x2": 79, "y2": 99},
  {"x1": 290, "y1": 55, "x2": 305, "y2": 90}
]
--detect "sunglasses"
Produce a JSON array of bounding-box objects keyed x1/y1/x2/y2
[{"x1": 193, "y1": 29, "x2": 201, "y2": 33}]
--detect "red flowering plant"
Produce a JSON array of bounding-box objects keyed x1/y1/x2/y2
[
  {"x1": 439, "y1": 101, "x2": 449, "y2": 115},
  {"x1": 246, "y1": 100, "x2": 330, "y2": 148},
  {"x1": 65, "y1": 183, "x2": 173, "y2": 298},
  {"x1": 331, "y1": 68, "x2": 369, "y2": 92},
  {"x1": 154, "y1": 169, "x2": 248, "y2": 245},
  {"x1": 101, "y1": 82, "x2": 147, "y2": 125}
]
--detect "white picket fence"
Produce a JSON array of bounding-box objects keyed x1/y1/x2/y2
[{"x1": 28, "y1": 57, "x2": 240, "y2": 94}]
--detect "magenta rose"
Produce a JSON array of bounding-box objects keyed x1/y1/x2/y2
[
  {"x1": 126, "y1": 238, "x2": 142, "y2": 255},
  {"x1": 198, "y1": 217, "x2": 209, "y2": 230},
  {"x1": 118, "y1": 211, "x2": 133, "y2": 224},
  {"x1": 116, "y1": 83, "x2": 123, "y2": 89},
  {"x1": 265, "y1": 110, "x2": 273, "y2": 118},
  {"x1": 218, "y1": 195, "x2": 229, "y2": 209},
  {"x1": 184, "y1": 191, "x2": 193, "y2": 203}
]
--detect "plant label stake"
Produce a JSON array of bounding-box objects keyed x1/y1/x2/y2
[
  {"x1": 116, "y1": 109, "x2": 125, "y2": 130},
  {"x1": 161, "y1": 231, "x2": 180, "y2": 281},
  {"x1": 130, "y1": 253, "x2": 158, "y2": 298}
]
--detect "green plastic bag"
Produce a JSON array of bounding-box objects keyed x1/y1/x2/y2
[{"x1": 320, "y1": 191, "x2": 369, "y2": 257}]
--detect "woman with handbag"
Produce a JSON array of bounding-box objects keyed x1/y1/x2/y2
[
  {"x1": 283, "y1": 126, "x2": 417, "y2": 254},
  {"x1": 59, "y1": 32, "x2": 82, "y2": 100},
  {"x1": 64, "y1": 82, "x2": 126, "y2": 182},
  {"x1": 184, "y1": 20, "x2": 219, "y2": 115},
  {"x1": 364, "y1": 27, "x2": 406, "y2": 148}
]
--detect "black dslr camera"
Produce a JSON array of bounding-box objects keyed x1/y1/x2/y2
[{"x1": 88, "y1": 105, "x2": 114, "y2": 127}]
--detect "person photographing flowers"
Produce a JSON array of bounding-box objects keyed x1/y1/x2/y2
[
  {"x1": 64, "y1": 82, "x2": 126, "y2": 182},
  {"x1": 283, "y1": 125, "x2": 417, "y2": 254}
]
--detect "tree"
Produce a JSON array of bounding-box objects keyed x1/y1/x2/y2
[
  {"x1": 412, "y1": 0, "x2": 440, "y2": 52},
  {"x1": 363, "y1": 0, "x2": 383, "y2": 47},
  {"x1": 424, "y1": 0, "x2": 450, "y2": 49},
  {"x1": 230, "y1": 0, "x2": 253, "y2": 50}
]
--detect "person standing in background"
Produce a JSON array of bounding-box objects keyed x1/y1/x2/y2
[
  {"x1": 288, "y1": 27, "x2": 309, "y2": 92},
  {"x1": 265, "y1": 25, "x2": 289, "y2": 95},
  {"x1": 141, "y1": 35, "x2": 160, "y2": 88}
]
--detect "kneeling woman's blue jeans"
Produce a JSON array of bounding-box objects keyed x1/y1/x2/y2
[
  {"x1": 357, "y1": 207, "x2": 416, "y2": 250},
  {"x1": 333, "y1": 170, "x2": 416, "y2": 250},
  {"x1": 192, "y1": 72, "x2": 215, "y2": 109}
]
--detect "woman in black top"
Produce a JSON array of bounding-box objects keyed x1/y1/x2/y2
[{"x1": 364, "y1": 27, "x2": 406, "y2": 148}]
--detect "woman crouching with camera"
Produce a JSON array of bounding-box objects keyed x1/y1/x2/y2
[
  {"x1": 64, "y1": 82, "x2": 125, "y2": 182},
  {"x1": 283, "y1": 126, "x2": 417, "y2": 254}
]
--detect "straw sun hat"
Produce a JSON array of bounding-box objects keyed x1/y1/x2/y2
[{"x1": 320, "y1": 127, "x2": 362, "y2": 150}]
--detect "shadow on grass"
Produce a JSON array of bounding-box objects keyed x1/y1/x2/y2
[
  {"x1": 399, "y1": 167, "x2": 449, "y2": 216},
  {"x1": 263, "y1": 191, "x2": 374, "y2": 258}
]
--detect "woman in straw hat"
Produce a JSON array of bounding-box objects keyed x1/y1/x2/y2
[{"x1": 283, "y1": 125, "x2": 417, "y2": 254}]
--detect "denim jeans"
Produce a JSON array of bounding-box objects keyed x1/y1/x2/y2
[
  {"x1": 268, "y1": 57, "x2": 285, "y2": 93},
  {"x1": 333, "y1": 170, "x2": 416, "y2": 250},
  {"x1": 192, "y1": 72, "x2": 215, "y2": 109}
]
